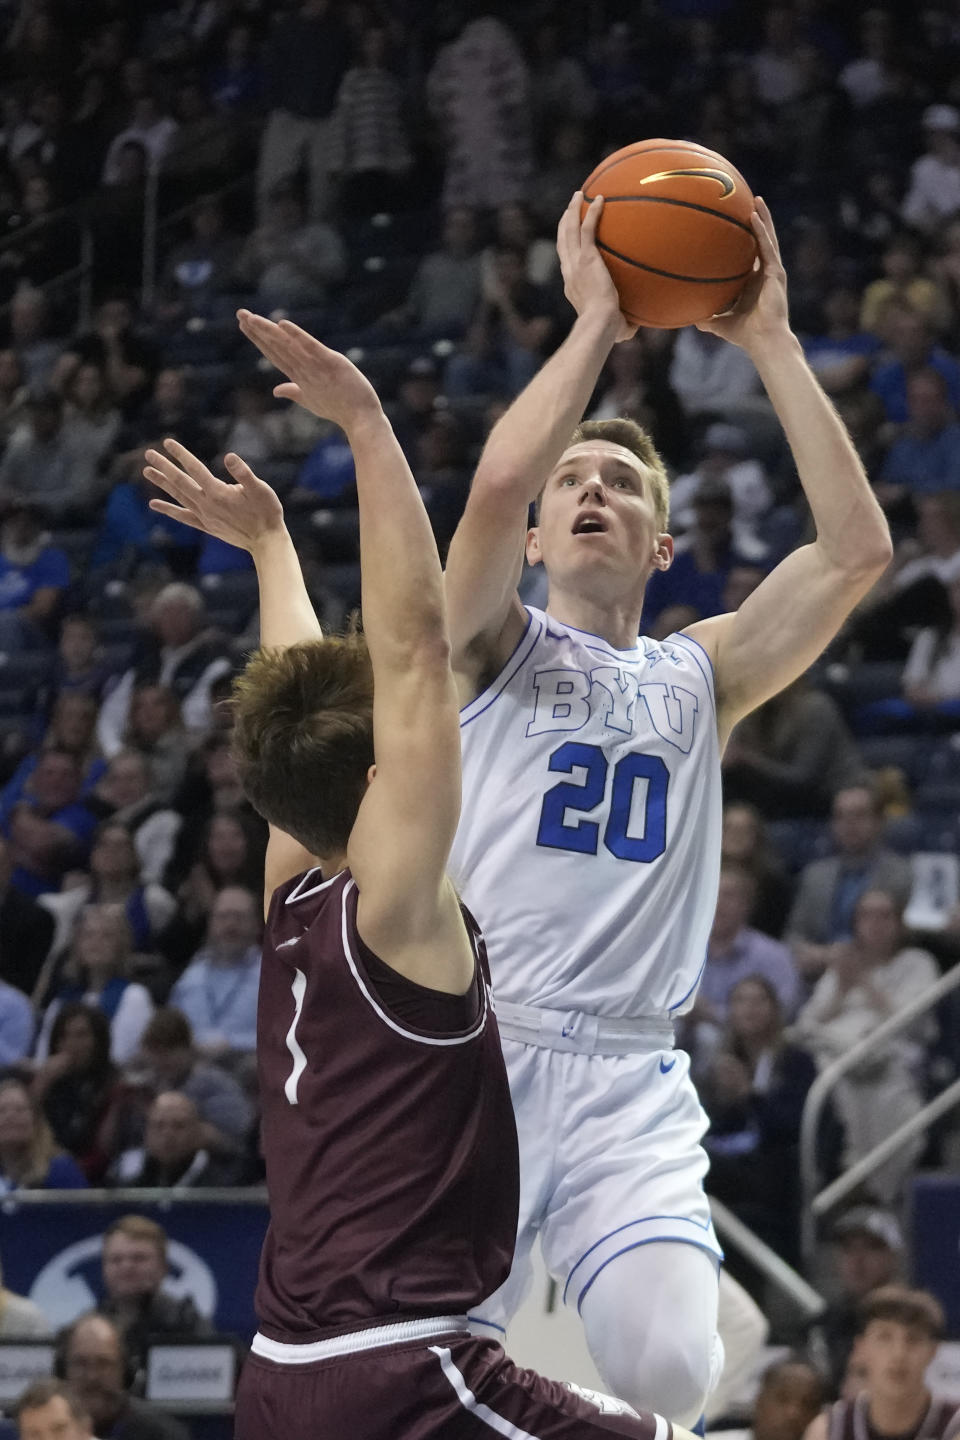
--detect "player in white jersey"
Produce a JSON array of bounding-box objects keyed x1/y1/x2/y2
[{"x1": 440, "y1": 192, "x2": 893, "y2": 1425}]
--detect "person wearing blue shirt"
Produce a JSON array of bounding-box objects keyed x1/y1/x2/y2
[
  {"x1": 169, "y1": 885, "x2": 261, "y2": 1054},
  {"x1": 0, "y1": 980, "x2": 33, "y2": 1067},
  {"x1": 0, "y1": 505, "x2": 69, "y2": 650},
  {"x1": 880, "y1": 368, "x2": 960, "y2": 496},
  {"x1": 870, "y1": 304, "x2": 960, "y2": 423}
]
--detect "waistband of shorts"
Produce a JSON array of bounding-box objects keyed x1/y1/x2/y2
[
  {"x1": 494, "y1": 1000, "x2": 675, "y2": 1055},
  {"x1": 251, "y1": 1316, "x2": 470, "y2": 1364}
]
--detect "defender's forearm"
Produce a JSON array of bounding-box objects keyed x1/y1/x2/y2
[
  {"x1": 472, "y1": 309, "x2": 621, "y2": 501},
  {"x1": 751, "y1": 334, "x2": 891, "y2": 573},
  {"x1": 350, "y1": 408, "x2": 447, "y2": 665},
  {"x1": 252, "y1": 528, "x2": 323, "y2": 650}
]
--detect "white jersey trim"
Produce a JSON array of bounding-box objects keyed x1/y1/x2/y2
[
  {"x1": 339, "y1": 880, "x2": 488, "y2": 1047},
  {"x1": 283, "y1": 968, "x2": 308, "y2": 1105},
  {"x1": 251, "y1": 1316, "x2": 469, "y2": 1364},
  {"x1": 460, "y1": 610, "x2": 543, "y2": 728},
  {"x1": 429, "y1": 1345, "x2": 541, "y2": 1439},
  {"x1": 667, "y1": 633, "x2": 716, "y2": 717},
  {"x1": 285, "y1": 867, "x2": 346, "y2": 904}
]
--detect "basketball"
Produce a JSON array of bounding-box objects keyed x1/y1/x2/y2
[{"x1": 580, "y1": 139, "x2": 758, "y2": 329}]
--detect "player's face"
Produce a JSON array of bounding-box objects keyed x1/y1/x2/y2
[
  {"x1": 529, "y1": 443, "x2": 670, "y2": 600},
  {"x1": 858, "y1": 1320, "x2": 936, "y2": 1402},
  {"x1": 103, "y1": 1234, "x2": 166, "y2": 1299},
  {"x1": 753, "y1": 1367, "x2": 823, "y2": 1440}
]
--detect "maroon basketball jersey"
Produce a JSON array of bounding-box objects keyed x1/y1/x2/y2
[
  {"x1": 828, "y1": 1395, "x2": 960, "y2": 1440},
  {"x1": 254, "y1": 867, "x2": 519, "y2": 1342}
]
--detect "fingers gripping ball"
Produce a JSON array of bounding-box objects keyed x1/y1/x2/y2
[{"x1": 582, "y1": 139, "x2": 758, "y2": 329}]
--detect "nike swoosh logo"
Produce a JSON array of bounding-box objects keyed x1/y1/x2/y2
[
  {"x1": 640, "y1": 168, "x2": 736, "y2": 198},
  {"x1": 659, "y1": 1056, "x2": 677, "y2": 1074}
]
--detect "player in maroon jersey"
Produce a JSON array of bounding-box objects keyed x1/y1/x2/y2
[
  {"x1": 806, "y1": 1288, "x2": 960, "y2": 1440},
  {"x1": 143, "y1": 314, "x2": 696, "y2": 1439}
]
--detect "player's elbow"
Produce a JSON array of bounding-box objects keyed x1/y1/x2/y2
[{"x1": 825, "y1": 523, "x2": 893, "y2": 582}]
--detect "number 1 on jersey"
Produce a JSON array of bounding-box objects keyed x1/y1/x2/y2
[{"x1": 536, "y1": 741, "x2": 668, "y2": 863}]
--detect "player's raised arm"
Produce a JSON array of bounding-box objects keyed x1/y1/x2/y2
[
  {"x1": 143, "y1": 435, "x2": 324, "y2": 904},
  {"x1": 683, "y1": 200, "x2": 893, "y2": 745},
  {"x1": 236, "y1": 314, "x2": 468, "y2": 986},
  {"x1": 444, "y1": 194, "x2": 634, "y2": 676}
]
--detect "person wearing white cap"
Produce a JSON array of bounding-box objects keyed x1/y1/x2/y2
[{"x1": 902, "y1": 105, "x2": 960, "y2": 233}]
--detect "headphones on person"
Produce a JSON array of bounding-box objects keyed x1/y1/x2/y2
[{"x1": 53, "y1": 1317, "x2": 139, "y2": 1392}]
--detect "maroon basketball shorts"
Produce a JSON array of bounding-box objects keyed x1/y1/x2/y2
[{"x1": 236, "y1": 1317, "x2": 672, "y2": 1439}]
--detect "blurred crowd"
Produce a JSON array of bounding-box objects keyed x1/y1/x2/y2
[{"x1": 0, "y1": 0, "x2": 958, "y2": 1406}]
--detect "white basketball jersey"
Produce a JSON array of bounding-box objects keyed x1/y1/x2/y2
[{"x1": 448, "y1": 607, "x2": 723, "y2": 1018}]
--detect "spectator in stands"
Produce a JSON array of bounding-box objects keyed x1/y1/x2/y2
[
  {"x1": 90, "y1": 464, "x2": 199, "y2": 578},
  {"x1": 8, "y1": 286, "x2": 61, "y2": 391},
  {"x1": 56, "y1": 1313, "x2": 188, "y2": 1440},
  {"x1": 98, "y1": 1215, "x2": 211, "y2": 1376},
  {"x1": 851, "y1": 492, "x2": 960, "y2": 661},
  {"x1": 35, "y1": 904, "x2": 153, "y2": 1065},
  {"x1": 14, "y1": 1381, "x2": 92, "y2": 1439},
  {"x1": 901, "y1": 105, "x2": 960, "y2": 235},
  {"x1": 691, "y1": 865, "x2": 802, "y2": 1047},
  {"x1": 0, "y1": 977, "x2": 32, "y2": 1066},
  {"x1": 0, "y1": 1254, "x2": 49, "y2": 1337},
  {"x1": 902, "y1": 575, "x2": 960, "y2": 708},
  {"x1": 809, "y1": 1205, "x2": 904, "y2": 1392},
  {"x1": 111, "y1": 1089, "x2": 242, "y2": 1187},
  {"x1": 668, "y1": 326, "x2": 761, "y2": 419},
  {"x1": 0, "y1": 1076, "x2": 87, "y2": 1191},
  {"x1": 382, "y1": 207, "x2": 482, "y2": 338},
  {"x1": 701, "y1": 977, "x2": 815, "y2": 1262},
  {"x1": 49, "y1": 617, "x2": 109, "y2": 702},
  {"x1": 3, "y1": 749, "x2": 98, "y2": 897},
  {"x1": 806, "y1": 1288, "x2": 957, "y2": 1440},
  {"x1": 644, "y1": 478, "x2": 761, "y2": 635},
  {"x1": 98, "y1": 583, "x2": 233, "y2": 757},
  {"x1": 786, "y1": 786, "x2": 913, "y2": 977},
  {"x1": 795, "y1": 889, "x2": 938, "y2": 1202},
  {"x1": 0, "y1": 504, "x2": 69, "y2": 651},
  {"x1": 101, "y1": 94, "x2": 178, "y2": 186},
  {"x1": 157, "y1": 195, "x2": 242, "y2": 322},
  {"x1": 481, "y1": 203, "x2": 559, "y2": 292},
  {"x1": 838, "y1": 9, "x2": 897, "y2": 110},
  {"x1": 802, "y1": 285, "x2": 882, "y2": 396},
  {"x1": 384, "y1": 356, "x2": 440, "y2": 468},
  {"x1": 89, "y1": 752, "x2": 181, "y2": 888},
  {"x1": 67, "y1": 295, "x2": 156, "y2": 419},
  {"x1": 163, "y1": 812, "x2": 265, "y2": 968},
  {"x1": 236, "y1": 178, "x2": 345, "y2": 310},
  {"x1": 529, "y1": 119, "x2": 590, "y2": 230},
  {"x1": 134, "y1": 1008, "x2": 253, "y2": 1154},
  {"x1": 0, "y1": 393, "x2": 101, "y2": 521},
  {"x1": 41, "y1": 821, "x2": 177, "y2": 956},
  {"x1": 709, "y1": 1356, "x2": 823, "y2": 1440},
  {"x1": 870, "y1": 305, "x2": 960, "y2": 425},
  {"x1": 931, "y1": 215, "x2": 960, "y2": 330},
  {"x1": 162, "y1": 81, "x2": 237, "y2": 197},
  {"x1": 256, "y1": 0, "x2": 351, "y2": 220},
  {"x1": 860, "y1": 235, "x2": 949, "y2": 338},
  {"x1": 31, "y1": 1003, "x2": 121, "y2": 1183},
  {"x1": 669, "y1": 424, "x2": 773, "y2": 550},
  {"x1": 0, "y1": 349, "x2": 28, "y2": 443},
  {"x1": 721, "y1": 803, "x2": 793, "y2": 938},
  {"x1": 209, "y1": 23, "x2": 263, "y2": 114},
  {"x1": 722, "y1": 678, "x2": 865, "y2": 820},
  {"x1": 751, "y1": 5, "x2": 806, "y2": 107},
  {"x1": 327, "y1": 25, "x2": 412, "y2": 217},
  {"x1": 0, "y1": 833, "x2": 54, "y2": 997},
  {"x1": 109, "y1": 687, "x2": 190, "y2": 802},
  {"x1": 62, "y1": 362, "x2": 121, "y2": 467},
  {"x1": 879, "y1": 370, "x2": 960, "y2": 500},
  {"x1": 2, "y1": 695, "x2": 106, "y2": 813},
  {"x1": 169, "y1": 885, "x2": 260, "y2": 1056},
  {"x1": 427, "y1": 15, "x2": 532, "y2": 211}
]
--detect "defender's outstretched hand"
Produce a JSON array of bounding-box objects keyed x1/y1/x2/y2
[
  {"x1": 237, "y1": 310, "x2": 381, "y2": 430},
  {"x1": 695, "y1": 197, "x2": 789, "y2": 351},
  {"x1": 557, "y1": 191, "x2": 636, "y2": 344},
  {"x1": 143, "y1": 439, "x2": 284, "y2": 554}
]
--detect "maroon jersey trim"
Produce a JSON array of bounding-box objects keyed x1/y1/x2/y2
[
  {"x1": 339, "y1": 879, "x2": 489, "y2": 1046},
  {"x1": 285, "y1": 867, "x2": 345, "y2": 904}
]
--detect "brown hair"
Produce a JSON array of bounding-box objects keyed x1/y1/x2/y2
[
  {"x1": 103, "y1": 1214, "x2": 168, "y2": 1262},
  {"x1": 140, "y1": 1006, "x2": 193, "y2": 1051},
  {"x1": 15, "y1": 1378, "x2": 91, "y2": 1423},
  {"x1": 859, "y1": 1285, "x2": 945, "y2": 1340},
  {"x1": 231, "y1": 633, "x2": 374, "y2": 858},
  {"x1": 535, "y1": 417, "x2": 671, "y2": 530}
]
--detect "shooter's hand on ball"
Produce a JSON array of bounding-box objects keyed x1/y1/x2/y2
[
  {"x1": 237, "y1": 309, "x2": 382, "y2": 434},
  {"x1": 557, "y1": 191, "x2": 637, "y2": 344},
  {"x1": 143, "y1": 440, "x2": 285, "y2": 555},
  {"x1": 695, "y1": 197, "x2": 790, "y2": 354}
]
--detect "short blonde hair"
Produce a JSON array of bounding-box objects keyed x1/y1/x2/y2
[{"x1": 537, "y1": 417, "x2": 671, "y2": 530}]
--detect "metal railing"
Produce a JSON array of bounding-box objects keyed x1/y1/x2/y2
[
  {"x1": 709, "y1": 1197, "x2": 825, "y2": 1319},
  {"x1": 798, "y1": 961, "x2": 960, "y2": 1267}
]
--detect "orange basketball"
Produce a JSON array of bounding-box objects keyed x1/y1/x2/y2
[{"x1": 581, "y1": 138, "x2": 758, "y2": 329}]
